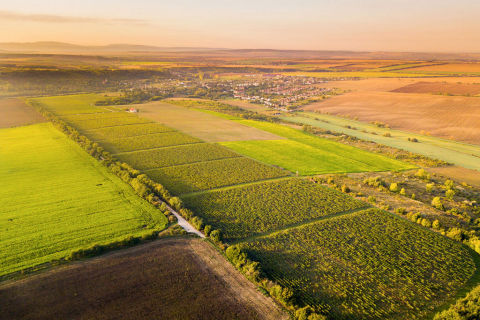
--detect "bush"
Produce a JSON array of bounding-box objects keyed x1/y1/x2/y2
[
  {"x1": 341, "y1": 184, "x2": 350, "y2": 193},
  {"x1": 203, "y1": 225, "x2": 212, "y2": 237},
  {"x1": 399, "y1": 188, "x2": 406, "y2": 196},
  {"x1": 432, "y1": 197, "x2": 444, "y2": 210},
  {"x1": 432, "y1": 220, "x2": 441, "y2": 229},
  {"x1": 426, "y1": 183, "x2": 435, "y2": 193},
  {"x1": 389, "y1": 183, "x2": 400, "y2": 193},
  {"x1": 445, "y1": 189, "x2": 455, "y2": 200},
  {"x1": 210, "y1": 230, "x2": 222, "y2": 242}
]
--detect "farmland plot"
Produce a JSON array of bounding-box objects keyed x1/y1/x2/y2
[
  {"x1": 0, "y1": 123, "x2": 167, "y2": 276},
  {"x1": 241, "y1": 209, "x2": 477, "y2": 320},
  {"x1": 182, "y1": 178, "x2": 367, "y2": 241},
  {"x1": 147, "y1": 157, "x2": 290, "y2": 195}
]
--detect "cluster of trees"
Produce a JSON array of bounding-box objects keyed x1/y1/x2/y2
[
  {"x1": 95, "y1": 88, "x2": 173, "y2": 106},
  {"x1": 1, "y1": 68, "x2": 169, "y2": 97},
  {"x1": 434, "y1": 285, "x2": 480, "y2": 319}
]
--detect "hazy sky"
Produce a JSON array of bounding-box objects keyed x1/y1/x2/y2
[{"x1": 1, "y1": 0, "x2": 480, "y2": 52}]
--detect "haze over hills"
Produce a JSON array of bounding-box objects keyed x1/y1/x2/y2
[{"x1": 1, "y1": 41, "x2": 480, "y2": 61}]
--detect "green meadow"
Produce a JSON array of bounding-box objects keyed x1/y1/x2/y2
[
  {"x1": 221, "y1": 120, "x2": 415, "y2": 175},
  {"x1": 0, "y1": 123, "x2": 167, "y2": 276}
]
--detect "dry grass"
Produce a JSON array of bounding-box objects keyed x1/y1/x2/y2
[
  {"x1": 407, "y1": 63, "x2": 480, "y2": 73},
  {"x1": 0, "y1": 238, "x2": 287, "y2": 320},
  {"x1": 136, "y1": 101, "x2": 283, "y2": 142},
  {"x1": 428, "y1": 166, "x2": 480, "y2": 188},
  {"x1": 0, "y1": 98, "x2": 45, "y2": 128}
]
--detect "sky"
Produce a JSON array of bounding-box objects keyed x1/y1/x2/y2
[{"x1": 1, "y1": 0, "x2": 480, "y2": 52}]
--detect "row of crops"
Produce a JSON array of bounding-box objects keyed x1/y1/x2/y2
[
  {"x1": 147, "y1": 157, "x2": 289, "y2": 195},
  {"x1": 240, "y1": 208, "x2": 476, "y2": 320},
  {"x1": 182, "y1": 179, "x2": 368, "y2": 241}
]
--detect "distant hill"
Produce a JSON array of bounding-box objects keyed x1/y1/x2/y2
[
  {"x1": 0, "y1": 42, "x2": 479, "y2": 61},
  {"x1": 0, "y1": 41, "x2": 220, "y2": 54}
]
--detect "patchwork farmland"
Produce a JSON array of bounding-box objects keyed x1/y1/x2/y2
[{"x1": 25, "y1": 93, "x2": 480, "y2": 320}]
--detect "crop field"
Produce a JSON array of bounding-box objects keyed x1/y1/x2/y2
[
  {"x1": 85, "y1": 122, "x2": 174, "y2": 140},
  {"x1": 182, "y1": 178, "x2": 367, "y2": 241},
  {"x1": 136, "y1": 101, "x2": 283, "y2": 142},
  {"x1": 31, "y1": 94, "x2": 106, "y2": 115},
  {"x1": 303, "y1": 90, "x2": 480, "y2": 145},
  {"x1": 220, "y1": 120, "x2": 414, "y2": 175},
  {"x1": 66, "y1": 116, "x2": 153, "y2": 131},
  {"x1": 0, "y1": 238, "x2": 287, "y2": 320},
  {"x1": 0, "y1": 98, "x2": 45, "y2": 128},
  {"x1": 146, "y1": 157, "x2": 290, "y2": 195},
  {"x1": 116, "y1": 143, "x2": 241, "y2": 170},
  {"x1": 0, "y1": 123, "x2": 168, "y2": 276},
  {"x1": 100, "y1": 132, "x2": 201, "y2": 154},
  {"x1": 240, "y1": 209, "x2": 477, "y2": 320},
  {"x1": 391, "y1": 81, "x2": 480, "y2": 96}
]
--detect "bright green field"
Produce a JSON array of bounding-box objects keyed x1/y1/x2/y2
[
  {"x1": 221, "y1": 120, "x2": 415, "y2": 175},
  {"x1": 0, "y1": 123, "x2": 168, "y2": 276},
  {"x1": 284, "y1": 112, "x2": 480, "y2": 171},
  {"x1": 31, "y1": 94, "x2": 106, "y2": 115}
]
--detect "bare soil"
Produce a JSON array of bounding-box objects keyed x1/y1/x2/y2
[
  {"x1": 0, "y1": 238, "x2": 287, "y2": 320},
  {"x1": 303, "y1": 90, "x2": 480, "y2": 145},
  {"x1": 0, "y1": 98, "x2": 45, "y2": 128},
  {"x1": 137, "y1": 101, "x2": 283, "y2": 142},
  {"x1": 391, "y1": 81, "x2": 480, "y2": 95}
]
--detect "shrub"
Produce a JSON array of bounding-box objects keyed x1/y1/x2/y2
[
  {"x1": 426, "y1": 183, "x2": 435, "y2": 193},
  {"x1": 432, "y1": 197, "x2": 444, "y2": 210},
  {"x1": 210, "y1": 230, "x2": 222, "y2": 242},
  {"x1": 389, "y1": 183, "x2": 400, "y2": 193},
  {"x1": 399, "y1": 188, "x2": 406, "y2": 196},
  {"x1": 432, "y1": 220, "x2": 441, "y2": 229},
  {"x1": 203, "y1": 225, "x2": 212, "y2": 237},
  {"x1": 341, "y1": 184, "x2": 350, "y2": 193},
  {"x1": 445, "y1": 189, "x2": 455, "y2": 200}
]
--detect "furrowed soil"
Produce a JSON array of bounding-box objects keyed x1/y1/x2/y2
[
  {"x1": 0, "y1": 238, "x2": 287, "y2": 320},
  {"x1": 303, "y1": 80, "x2": 480, "y2": 145},
  {"x1": 0, "y1": 98, "x2": 45, "y2": 128},
  {"x1": 391, "y1": 81, "x2": 480, "y2": 95}
]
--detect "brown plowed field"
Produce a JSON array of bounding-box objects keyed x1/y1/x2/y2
[
  {"x1": 0, "y1": 98, "x2": 45, "y2": 128},
  {"x1": 392, "y1": 81, "x2": 480, "y2": 95},
  {"x1": 303, "y1": 91, "x2": 480, "y2": 144},
  {"x1": 0, "y1": 238, "x2": 287, "y2": 320}
]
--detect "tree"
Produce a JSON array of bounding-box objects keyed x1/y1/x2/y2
[
  {"x1": 445, "y1": 189, "x2": 455, "y2": 200},
  {"x1": 432, "y1": 220, "x2": 440, "y2": 229},
  {"x1": 210, "y1": 230, "x2": 222, "y2": 242}
]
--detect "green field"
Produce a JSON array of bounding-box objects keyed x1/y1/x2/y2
[
  {"x1": 146, "y1": 157, "x2": 290, "y2": 195},
  {"x1": 32, "y1": 94, "x2": 105, "y2": 115},
  {"x1": 182, "y1": 178, "x2": 368, "y2": 241},
  {"x1": 284, "y1": 112, "x2": 480, "y2": 171},
  {"x1": 221, "y1": 120, "x2": 415, "y2": 175},
  {"x1": 0, "y1": 123, "x2": 168, "y2": 276},
  {"x1": 241, "y1": 209, "x2": 476, "y2": 319}
]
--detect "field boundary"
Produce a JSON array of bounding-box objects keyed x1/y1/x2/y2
[{"x1": 231, "y1": 206, "x2": 371, "y2": 245}]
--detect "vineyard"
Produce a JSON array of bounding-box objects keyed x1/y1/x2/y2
[
  {"x1": 101, "y1": 132, "x2": 201, "y2": 153},
  {"x1": 32, "y1": 94, "x2": 105, "y2": 115},
  {"x1": 146, "y1": 157, "x2": 290, "y2": 195},
  {"x1": 182, "y1": 178, "x2": 367, "y2": 241},
  {"x1": 240, "y1": 209, "x2": 476, "y2": 319},
  {"x1": 85, "y1": 123, "x2": 174, "y2": 140},
  {"x1": 116, "y1": 143, "x2": 241, "y2": 170},
  {"x1": 66, "y1": 116, "x2": 152, "y2": 131}
]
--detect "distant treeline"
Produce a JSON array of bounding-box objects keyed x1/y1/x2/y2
[{"x1": 1, "y1": 69, "x2": 169, "y2": 97}]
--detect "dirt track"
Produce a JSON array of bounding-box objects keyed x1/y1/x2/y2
[{"x1": 0, "y1": 238, "x2": 287, "y2": 320}]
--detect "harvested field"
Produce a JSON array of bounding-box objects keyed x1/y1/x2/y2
[
  {"x1": 391, "y1": 81, "x2": 480, "y2": 95},
  {"x1": 406, "y1": 63, "x2": 480, "y2": 73},
  {"x1": 303, "y1": 91, "x2": 480, "y2": 145},
  {"x1": 0, "y1": 238, "x2": 287, "y2": 320},
  {"x1": 0, "y1": 98, "x2": 44, "y2": 128},
  {"x1": 135, "y1": 101, "x2": 283, "y2": 142}
]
